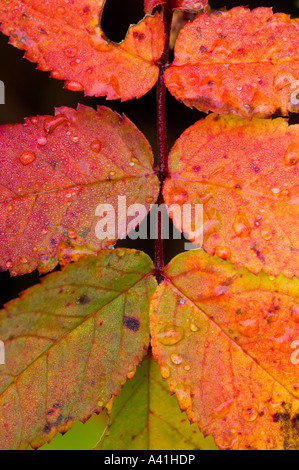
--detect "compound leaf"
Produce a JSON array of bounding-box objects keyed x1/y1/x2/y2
[
  {"x1": 150, "y1": 249, "x2": 299, "y2": 450},
  {"x1": 164, "y1": 113, "x2": 299, "y2": 279},
  {"x1": 96, "y1": 355, "x2": 217, "y2": 450},
  {"x1": 0, "y1": 105, "x2": 159, "y2": 276},
  {"x1": 165, "y1": 7, "x2": 299, "y2": 118},
  {"x1": 0, "y1": 249, "x2": 157, "y2": 450},
  {"x1": 0, "y1": 0, "x2": 164, "y2": 100}
]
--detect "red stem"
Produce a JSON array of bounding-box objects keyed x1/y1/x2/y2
[{"x1": 155, "y1": 1, "x2": 173, "y2": 282}]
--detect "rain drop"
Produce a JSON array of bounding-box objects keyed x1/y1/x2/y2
[
  {"x1": 157, "y1": 325, "x2": 185, "y2": 346},
  {"x1": 90, "y1": 140, "x2": 102, "y2": 153},
  {"x1": 284, "y1": 142, "x2": 299, "y2": 166},
  {"x1": 170, "y1": 354, "x2": 183, "y2": 365},
  {"x1": 242, "y1": 407, "x2": 258, "y2": 422},
  {"x1": 20, "y1": 151, "x2": 36, "y2": 166}
]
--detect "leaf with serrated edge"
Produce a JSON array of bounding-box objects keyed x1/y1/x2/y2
[
  {"x1": 0, "y1": 249, "x2": 157, "y2": 450},
  {"x1": 165, "y1": 7, "x2": 299, "y2": 118},
  {"x1": 0, "y1": 0, "x2": 164, "y2": 100},
  {"x1": 164, "y1": 113, "x2": 299, "y2": 279},
  {"x1": 150, "y1": 249, "x2": 299, "y2": 450},
  {"x1": 96, "y1": 355, "x2": 217, "y2": 450},
  {"x1": 0, "y1": 105, "x2": 159, "y2": 276}
]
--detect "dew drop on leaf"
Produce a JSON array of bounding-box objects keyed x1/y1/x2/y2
[
  {"x1": 170, "y1": 354, "x2": 183, "y2": 365},
  {"x1": 238, "y1": 318, "x2": 259, "y2": 337},
  {"x1": 284, "y1": 142, "x2": 299, "y2": 166},
  {"x1": 20, "y1": 150, "x2": 36, "y2": 166},
  {"x1": 157, "y1": 325, "x2": 185, "y2": 346},
  {"x1": 90, "y1": 140, "x2": 102, "y2": 153},
  {"x1": 242, "y1": 407, "x2": 258, "y2": 422}
]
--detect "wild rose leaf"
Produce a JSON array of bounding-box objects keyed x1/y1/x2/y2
[
  {"x1": 0, "y1": 249, "x2": 157, "y2": 450},
  {"x1": 144, "y1": 1, "x2": 207, "y2": 14},
  {"x1": 150, "y1": 249, "x2": 299, "y2": 450},
  {"x1": 164, "y1": 114, "x2": 299, "y2": 279},
  {"x1": 0, "y1": 105, "x2": 159, "y2": 276},
  {"x1": 96, "y1": 355, "x2": 217, "y2": 450},
  {"x1": 165, "y1": 7, "x2": 299, "y2": 118},
  {"x1": 0, "y1": 0, "x2": 164, "y2": 100}
]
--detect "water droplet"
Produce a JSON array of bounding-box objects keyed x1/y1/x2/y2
[
  {"x1": 51, "y1": 70, "x2": 61, "y2": 80},
  {"x1": 90, "y1": 140, "x2": 102, "y2": 153},
  {"x1": 174, "y1": 384, "x2": 192, "y2": 411},
  {"x1": 238, "y1": 318, "x2": 259, "y2": 337},
  {"x1": 56, "y1": 6, "x2": 66, "y2": 15},
  {"x1": 291, "y1": 304, "x2": 299, "y2": 323},
  {"x1": 261, "y1": 229, "x2": 273, "y2": 241},
  {"x1": 68, "y1": 229, "x2": 77, "y2": 239},
  {"x1": 284, "y1": 142, "x2": 299, "y2": 166},
  {"x1": 37, "y1": 136, "x2": 47, "y2": 146},
  {"x1": 213, "y1": 399, "x2": 233, "y2": 419},
  {"x1": 190, "y1": 323, "x2": 198, "y2": 332},
  {"x1": 73, "y1": 136, "x2": 79, "y2": 143},
  {"x1": 215, "y1": 246, "x2": 231, "y2": 260},
  {"x1": 65, "y1": 46, "x2": 78, "y2": 58},
  {"x1": 42, "y1": 227, "x2": 48, "y2": 235},
  {"x1": 127, "y1": 370, "x2": 135, "y2": 380},
  {"x1": 271, "y1": 187, "x2": 280, "y2": 195},
  {"x1": 170, "y1": 354, "x2": 183, "y2": 365},
  {"x1": 109, "y1": 171, "x2": 116, "y2": 177},
  {"x1": 233, "y1": 213, "x2": 251, "y2": 238},
  {"x1": 64, "y1": 81, "x2": 84, "y2": 92},
  {"x1": 44, "y1": 114, "x2": 68, "y2": 134},
  {"x1": 242, "y1": 407, "x2": 258, "y2": 422},
  {"x1": 273, "y1": 72, "x2": 294, "y2": 91},
  {"x1": 20, "y1": 151, "x2": 36, "y2": 166},
  {"x1": 157, "y1": 325, "x2": 185, "y2": 346},
  {"x1": 6, "y1": 260, "x2": 13, "y2": 269},
  {"x1": 160, "y1": 363, "x2": 170, "y2": 379},
  {"x1": 21, "y1": 257, "x2": 28, "y2": 264},
  {"x1": 184, "y1": 364, "x2": 191, "y2": 371}
]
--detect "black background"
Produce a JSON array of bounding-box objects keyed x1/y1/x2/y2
[{"x1": 0, "y1": 0, "x2": 298, "y2": 307}]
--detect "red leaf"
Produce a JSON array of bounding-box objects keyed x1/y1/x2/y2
[
  {"x1": 165, "y1": 7, "x2": 299, "y2": 118},
  {"x1": 0, "y1": 105, "x2": 159, "y2": 276},
  {"x1": 0, "y1": 0, "x2": 164, "y2": 100},
  {"x1": 163, "y1": 114, "x2": 299, "y2": 279}
]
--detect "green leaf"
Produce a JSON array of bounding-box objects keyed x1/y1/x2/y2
[
  {"x1": 96, "y1": 355, "x2": 217, "y2": 450},
  {"x1": 0, "y1": 249, "x2": 157, "y2": 450}
]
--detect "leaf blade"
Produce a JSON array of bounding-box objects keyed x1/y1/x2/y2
[
  {"x1": 165, "y1": 7, "x2": 299, "y2": 118},
  {"x1": 164, "y1": 113, "x2": 299, "y2": 279},
  {"x1": 0, "y1": 249, "x2": 157, "y2": 450},
  {"x1": 0, "y1": 0, "x2": 164, "y2": 100},
  {"x1": 96, "y1": 355, "x2": 217, "y2": 450},
  {"x1": 150, "y1": 249, "x2": 299, "y2": 450},
  {"x1": 0, "y1": 105, "x2": 159, "y2": 275}
]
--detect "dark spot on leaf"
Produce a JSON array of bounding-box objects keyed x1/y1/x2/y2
[
  {"x1": 43, "y1": 422, "x2": 52, "y2": 434},
  {"x1": 76, "y1": 295, "x2": 90, "y2": 305},
  {"x1": 123, "y1": 316, "x2": 140, "y2": 332}
]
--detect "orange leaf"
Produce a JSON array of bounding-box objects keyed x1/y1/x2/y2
[
  {"x1": 150, "y1": 249, "x2": 299, "y2": 450},
  {"x1": 163, "y1": 114, "x2": 299, "y2": 279},
  {"x1": 0, "y1": 105, "x2": 159, "y2": 276},
  {"x1": 165, "y1": 7, "x2": 299, "y2": 118},
  {"x1": 0, "y1": 0, "x2": 164, "y2": 100},
  {"x1": 0, "y1": 249, "x2": 156, "y2": 450}
]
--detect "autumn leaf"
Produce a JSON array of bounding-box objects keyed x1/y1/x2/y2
[
  {"x1": 150, "y1": 249, "x2": 299, "y2": 450},
  {"x1": 0, "y1": 249, "x2": 156, "y2": 450},
  {"x1": 164, "y1": 7, "x2": 299, "y2": 118},
  {"x1": 163, "y1": 113, "x2": 299, "y2": 279},
  {"x1": 144, "y1": 1, "x2": 207, "y2": 14},
  {"x1": 0, "y1": 0, "x2": 164, "y2": 100},
  {"x1": 96, "y1": 355, "x2": 217, "y2": 450},
  {"x1": 0, "y1": 105, "x2": 159, "y2": 276}
]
